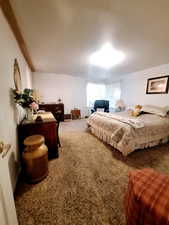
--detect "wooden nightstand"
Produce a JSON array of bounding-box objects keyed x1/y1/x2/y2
[
  {"x1": 71, "y1": 109, "x2": 81, "y2": 119},
  {"x1": 18, "y1": 113, "x2": 59, "y2": 159}
]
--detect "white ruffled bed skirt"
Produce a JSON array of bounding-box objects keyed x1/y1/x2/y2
[{"x1": 88, "y1": 125, "x2": 169, "y2": 156}]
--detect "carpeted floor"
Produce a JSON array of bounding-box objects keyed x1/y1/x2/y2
[{"x1": 15, "y1": 119, "x2": 169, "y2": 225}]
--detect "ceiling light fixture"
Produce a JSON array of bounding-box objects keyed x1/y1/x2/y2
[{"x1": 89, "y1": 43, "x2": 125, "y2": 69}]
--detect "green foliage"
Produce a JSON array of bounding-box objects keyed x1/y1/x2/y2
[{"x1": 13, "y1": 88, "x2": 35, "y2": 108}]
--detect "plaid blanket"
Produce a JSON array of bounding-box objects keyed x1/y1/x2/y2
[{"x1": 125, "y1": 168, "x2": 169, "y2": 225}]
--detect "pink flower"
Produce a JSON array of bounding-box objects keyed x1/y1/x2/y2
[{"x1": 30, "y1": 102, "x2": 39, "y2": 111}]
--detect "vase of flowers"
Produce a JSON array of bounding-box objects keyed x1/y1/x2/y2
[{"x1": 13, "y1": 88, "x2": 39, "y2": 121}]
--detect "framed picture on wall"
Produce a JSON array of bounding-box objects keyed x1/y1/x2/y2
[{"x1": 146, "y1": 75, "x2": 169, "y2": 94}]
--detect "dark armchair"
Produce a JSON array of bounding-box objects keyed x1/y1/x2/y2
[{"x1": 91, "y1": 100, "x2": 109, "y2": 113}]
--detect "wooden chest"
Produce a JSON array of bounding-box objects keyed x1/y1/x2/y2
[{"x1": 71, "y1": 109, "x2": 81, "y2": 119}]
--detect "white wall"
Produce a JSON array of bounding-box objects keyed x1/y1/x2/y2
[
  {"x1": 121, "y1": 63, "x2": 169, "y2": 107},
  {"x1": 0, "y1": 9, "x2": 32, "y2": 190},
  {"x1": 33, "y1": 73, "x2": 87, "y2": 117}
]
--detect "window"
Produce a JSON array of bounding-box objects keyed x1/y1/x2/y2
[
  {"x1": 87, "y1": 83, "x2": 106, "y2": 107},
  {"x1": 86, "y1": 82, "x2": 121, "y2": 108}
]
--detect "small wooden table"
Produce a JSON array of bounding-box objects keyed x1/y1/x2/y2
[
  {"x1": 71, "y1": 109, "x2": 81, "y2": 119},
  {"x1": 18, "y1": 112, "x2": 59, "y2": 159}
]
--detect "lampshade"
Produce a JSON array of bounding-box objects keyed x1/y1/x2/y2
[{"x1": 115, "y1": 99, "x2": 125, "y2": 108}]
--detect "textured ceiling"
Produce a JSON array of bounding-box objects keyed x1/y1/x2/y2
[{"x1": 10, "y1": 0, "x2": 169, "y2": 81}]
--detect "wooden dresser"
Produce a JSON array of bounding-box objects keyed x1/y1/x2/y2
[
  {"x1": 18, "y1": 113, "x2": 59, "y2": 159},
  {"x1": 39, "y1": 103, "x2": 64, "y2": 121}
]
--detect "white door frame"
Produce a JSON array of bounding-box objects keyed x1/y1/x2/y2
[{"x1": 0, "y1": 150, "x2": 18, "y2": 225}]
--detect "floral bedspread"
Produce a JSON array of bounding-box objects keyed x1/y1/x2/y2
[{"x1": 87, "y1": 111, "x2": 169, "y2": 155}]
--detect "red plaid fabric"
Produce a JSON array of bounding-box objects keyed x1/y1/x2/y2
[{"x1": 125, "y1": 168, "x2": 169, "y2": 225}]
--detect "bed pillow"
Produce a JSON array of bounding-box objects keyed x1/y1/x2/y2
[
  {"x1": 142, "y1": 105, "x2": 168, "y2": 117},
  {"x1": 164, "y1": 106, "x2": 169, "y2": 113},
  {"x1": 96, "y1": 108, "x2": 104, "y2": 112}
]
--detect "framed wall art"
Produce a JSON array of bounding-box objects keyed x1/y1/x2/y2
[{"x1": 146, "y1": 75, "x2": 169, "y2": 94}]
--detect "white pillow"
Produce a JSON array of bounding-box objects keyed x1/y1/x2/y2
[
  {"x1": 126, "y1": 105, "x2": 135, "y2": 111},
  {"x1": 96, "y1": 108, "x2": 104, "y2": 112},
  {"x1": 164, "y1": 106, "x2": 169, "y2": 113},
  {"x1": 142, "y1": 105, "x2": 168, "y2": 117}
]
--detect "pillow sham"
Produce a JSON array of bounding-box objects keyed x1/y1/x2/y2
[
  {"x1": 142, "y1": 105, "x2": 168, "y2": 117},
  {"x1": 164, "y1": 106, "x2": 169, "y2": 113},
  {"x1": 96, "y1": 108, "x2": 104, "y2": 112}
]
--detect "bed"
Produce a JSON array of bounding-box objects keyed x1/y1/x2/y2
[{"x1": 87, "y1": 110, "x2": 169, "y2": 156}]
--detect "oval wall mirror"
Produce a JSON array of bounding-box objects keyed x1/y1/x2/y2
[{"x1": 13, "y1": 58, "x2": 22, "y2": 91}]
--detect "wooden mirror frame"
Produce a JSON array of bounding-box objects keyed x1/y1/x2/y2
[{"x1": 13, "y1": 58, "x2": 22, "y2": 91}]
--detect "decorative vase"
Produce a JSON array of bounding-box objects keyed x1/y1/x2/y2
[
  {"x1": 26, "y1": 108, "x2": 33, "y2": 121},
  {"x1": 58, "y1": 98, "x2": 62, "y2": 103}
]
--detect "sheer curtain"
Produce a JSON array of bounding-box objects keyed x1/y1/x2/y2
[
  {"x1": 106, "y1": 83, "x2": 121, "y2": 108},
  {"x1": 86, "y1": 82, "x2": 121, "y2": 109}
]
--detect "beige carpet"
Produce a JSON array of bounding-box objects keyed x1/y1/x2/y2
[{"x1": 15, "y1": 119, "x2": 169, "y2": 225}]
